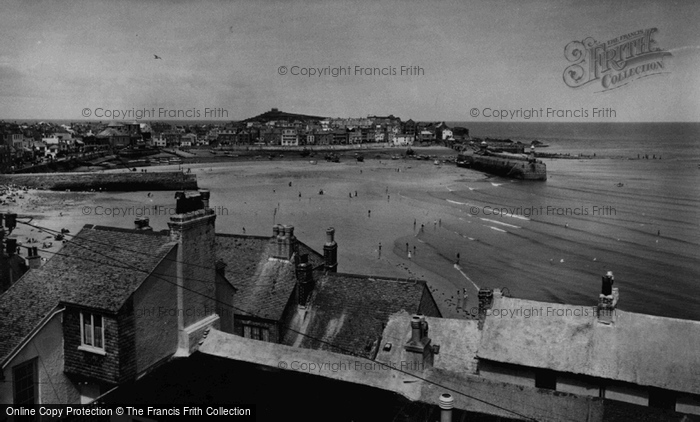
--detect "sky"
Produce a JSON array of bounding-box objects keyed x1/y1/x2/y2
[{"x1": 0, "y1": 0, "x2": 699, "y2": 122}]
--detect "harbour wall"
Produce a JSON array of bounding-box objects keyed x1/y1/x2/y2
[{"x1": 0, "y1": 172, "x2": 198, "y2": 191}]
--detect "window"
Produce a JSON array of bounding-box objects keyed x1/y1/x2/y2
[
  {"x1": 243, "y1": 325, "x2": 269, "y2": 342},
  {"x1": 13, "y1": 359, "x2": 37, "y2": 405},
  {"x1": 80, "y1": 312, "x2": 105, "y2": 353}
]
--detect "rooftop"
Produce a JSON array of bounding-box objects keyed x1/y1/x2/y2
[
  {"x1": 0, "y1": 225, "x2": 175, "y2": 364},
  {"x1": 284, "y1": 273, "x2": 436, "y2": 358},
  {"x1": 477, "y1": 296, "x2": 700, "y2": 395},
  {"x1": 215, "y1": 233, "x2": 323, "y2": 321}
]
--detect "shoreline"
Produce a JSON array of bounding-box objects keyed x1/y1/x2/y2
[{"x1": 3, "y1": 154, "x2": 698, "y2": 321}]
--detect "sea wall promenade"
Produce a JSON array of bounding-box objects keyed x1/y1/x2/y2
[{"x1": 0, "y1": 171, "x2": 197, "y2": 191}]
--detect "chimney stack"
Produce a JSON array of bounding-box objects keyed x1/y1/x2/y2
[
  {"x1": 295, "y1": 254, "x2": 313, "y2": 307},
  {"x1": 134, "y1": 217, "x2": 152, "y2": 231},
  {"x1": 282, "y1": 225, "x2": 296, "y2": 260},
  {"x1": 166, "y1": 189, "x2": 218, "y2": 356},
  {"x1": 404, "y1": 314, "x2": 436, "y2": 369},
  {"x1": 6, "y1": 238, "x2": 17, "y2": 255},
  {"x1": 598, "y1": 271, "x2": 617, "y2": 324},
  {"x1": 27, "y1": 246, "x2": 41, "y2": 269},
  {"x1": 477, "y1": 288, "x2": 494, "y2": 329},
  {"x1": 438, "y1": 393, "x2": 454, "y2": 422},
  {"x1": 272, "y1": 224, "x2": 296, "y2": 260},
  {"x1": 323, "y1": 227, "x2": 338, "y2": 273}
]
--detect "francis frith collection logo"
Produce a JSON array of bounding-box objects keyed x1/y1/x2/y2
[{"x1": 563, "y1": 28, "x2": 672, "y2": 92}]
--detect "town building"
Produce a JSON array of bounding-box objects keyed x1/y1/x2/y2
[
  {"x1": 476, "y1": 285, "x2": 700, "y2": 416},
  {"x1": 0, "y1": 190, "x2": 235, "y2": 405},
  {"x1": 280, "y1": 128, "x2": 299, "y2": 146},
  {"x1": 95, "y1": 122, "x2": 131, "y2": 150}
]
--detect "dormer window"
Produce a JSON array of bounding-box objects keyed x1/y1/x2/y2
[{"x1": 79, "y1": 312, "x2": 105, "y2": 355}]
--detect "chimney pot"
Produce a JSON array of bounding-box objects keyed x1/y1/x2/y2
[
  {"x1": 134, "y1": 217, "x2": 151, "y2": 230},
  {"x1": 27, "y1": 246, "x2": 41, "y2": 269},
  {"x1": 323, "y1": 227, "x2": 338, "y2": 272},
  {"x1": 410, "y1": 315, "x2": 422, "y2": 344},
  {"x1": 199, "y1": 189, "x2": 210, "y2": 206},
  {"x1": 4, "y1": 213, "x2": 17, "y2": 230},
  {"x1": 439, "y1": 393, "x2": 454, "y2": 422},
  {"x1": 325, "y1": 227, "x2": 335, "y2": 245},
  {"x1": 6, "y1": 238, "x2": 17, "y2": 255},
  {"x1": 296, "y1": 256, "x2": 313, "y2": 307},
  {"x1": 174, "y1": 191, "x2": 204, "y2": 214},
  {"x1": 601, "y1": 271, "x2": 614, "y2": 296}
]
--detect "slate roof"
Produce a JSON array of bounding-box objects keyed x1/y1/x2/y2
[
  {"x1": 215, "y1": 234, "x2": 323, "y2": 321},
  {"x1": 477, "y1": 296, "x2": 700, "y2": 395},
  {"x1": 288, "y1": 273, "x2": 431, "y2": 358},
  {"x1": 0, "y1": 225, "x2": 175, "y2": 365}
]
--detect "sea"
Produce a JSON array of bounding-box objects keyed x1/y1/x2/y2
[{"x1": 429, "y1": 122, "x2": 700, "y2": 320}]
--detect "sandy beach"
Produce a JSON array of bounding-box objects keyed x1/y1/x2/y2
[{"x1": 4, "y1": 148, "x2": 699, "y2": 321}]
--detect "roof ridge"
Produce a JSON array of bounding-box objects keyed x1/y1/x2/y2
[
  {"x1": 328, "y1": 272, "x2": 426, "y2": 285},
  {"x1": 86, "y1": 224, "x2": 170, "y2": 236}
]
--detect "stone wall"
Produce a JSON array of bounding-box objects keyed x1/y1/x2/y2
[{"x1": 0, "y1": 172, "x2": 197, "y2": 191}]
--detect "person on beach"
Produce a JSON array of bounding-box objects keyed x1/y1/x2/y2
[
  {"x1": 355, "y1": 191, "x2": 357, "y2": 197},
  {"x1": 289, "y1": 182, "x2": 292, "y2": 187},
  {"x1": 378, "y1": 242, "x2": 382, "y2": 259},
  {"x1": 456, "y1": 252, "x2": 460, "y2": 265},
  {"x1": 387, "y1": 195, "x2": 390, "y2": 202},
  {"x1": 368, "y1": 210, "x2": 371, "y2": 218},
  {"x1": 421, "y1": 224, "x2": 424, "y2": 233},
  {"x1": 414, "y1": 219, "x2": 416, "y2": 230},
  {"x1": 243, "y1": 227, "x2": 246, "y2": 234},
  {"x1": 408, "y1": 251, "x2": 412, "y2": 259},
  {"x1": 413, "y1": 246, "x2": 416, "y2": 256},
  {"x1": 406, "y1": 242, "x2": 409, "y2": 253}
]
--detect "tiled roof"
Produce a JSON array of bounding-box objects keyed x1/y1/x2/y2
[
  {"x1": 0, "y1": 225, "x2": 176, "y2": 364},
  {"x1": 477, "y1": 296, "x2": 700, "y2": 395},
  {"x1": 288, "y1": 273, "x2": 429, "y2": 358}
]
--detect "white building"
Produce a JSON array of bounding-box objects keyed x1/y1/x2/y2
[
  {"x1": 393, "y1": 134, "x2": 414, "y2": 146},
  {"x1": 281, "y1": 129, "x2": 298, "y2": 146}
]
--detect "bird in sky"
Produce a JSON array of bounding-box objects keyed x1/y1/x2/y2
[{"x1": 154, "y1": 54, "x2": 162, "y2": 60}]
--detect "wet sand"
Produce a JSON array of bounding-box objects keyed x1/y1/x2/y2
[{"x1": 4, "y1": 152, "x2": 699, "y2": 321}]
